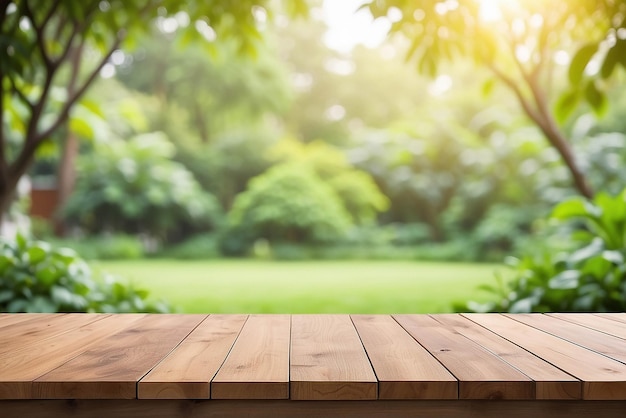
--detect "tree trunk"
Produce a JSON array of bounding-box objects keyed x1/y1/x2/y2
[
  {"x1": 56, "y1": 132, "x2": 79, "y2": 235},
  {"x1": 0, "y1": 164, "x2": 27, "y2": 233},
  {"x1": 489, "y1": 64, "x2": 595, "y2": 199}
]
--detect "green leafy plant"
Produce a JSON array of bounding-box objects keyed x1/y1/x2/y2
[
  {"x1": 0, "y1": 235, "x2": 169, "y2": 313},
  {"x1": 156, "y1": 233, "x2": 221, "y2": 260},
  {"x1": 228, "y1": 163, "x2": 352, "y2": 246},
  {"x1": 63, "y1": 133, "x2": 222, "y2": 242},
  {"x1": 465, "y1": 189, "x2": 626, "y2": 313},
  {"x1": 47, "y1": 234, "x2": 144, "y2": 260}
]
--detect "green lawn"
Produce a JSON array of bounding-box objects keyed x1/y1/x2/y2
[{"x1": 94, "y1": 259, "x2": 502, "y2": 313}]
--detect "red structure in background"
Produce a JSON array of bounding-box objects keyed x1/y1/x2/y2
[
  {"x1": 30, "y1": 187, "x2": 59, "y2": 221},
  {"x1": 30, "y1": 182, "x2": 64, "y2": 235}
]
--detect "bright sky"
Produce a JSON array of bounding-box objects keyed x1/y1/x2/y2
[{"x1": 322, "y1": 0, "x2": 390, "y2": 53}]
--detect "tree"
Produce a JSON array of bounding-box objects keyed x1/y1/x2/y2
[
  {"x1": 116, "y1": 28, "x2": 292, "y2": 144},
  {"x1": 366, "y1": 0, "x2": 626, "y2": 198},
  {"x1": 0, "y1": 0, "x2": 307, "y2": 224}
]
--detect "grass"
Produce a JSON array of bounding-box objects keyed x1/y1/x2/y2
[{"x1": 94, "y1": 259, "x2": 502, "y2": 313}]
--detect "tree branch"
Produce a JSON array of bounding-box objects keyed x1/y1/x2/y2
[
  {"x1": 0, "y1": 70, "x2": 5, "y2": 173},
  {"x1": 40, "y1": 0, "x2": 62, "y2": 29},
  {"x1": 486, "y1": 62, "x2": 548, "y2": 132},
  {"x1": 23, "y1": 0, "x2": 53, "y2": 67},
  {"x1": 7, "y1": 74, "x2": 35, "y2": 111},
  {"x1": 37, "y1": 36, "x2": 123, "y2": 142}
]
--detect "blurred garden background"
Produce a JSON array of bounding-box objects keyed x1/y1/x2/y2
[{"x1": 1, "y1": 0, "x2": 625, "y2": 314}]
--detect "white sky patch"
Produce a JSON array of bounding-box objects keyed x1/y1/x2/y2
[
  {"x1": 322, "y1": 0, "x2": 390, "y2": 53},
  {"x1": 515, "y1": 45, "x2": 531, "y2": 63},
  {"x1": 111, "y1": 50, "x2": 125, "y2": 66},
  {"x1": 324, "y1": 58, "x2": 355, "y2": 75},
  {"x1": 100, "y1": 63, "x2": 116, "y2": 79},
  {"x1": 325, "y1": 104, "x2": 346, "y2": 121},
  {"x1": 554, "y1": 50, "x2": 569, "y2": 66},
  {"x1": 428, "y1": 74, "x2": 453, "y2": 96},
  {"x1": 195, "y1": 20, "x2": 216, "y2": 42}
]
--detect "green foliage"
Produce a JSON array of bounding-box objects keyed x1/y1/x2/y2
[
  {"x1": 229, "y1": 163, "x2": 352, "y2": 246},
  {"x1": 270, "y1": 139, "x2": 389, "y2": 224},
  {"x1": 47, "y1": 235, "x2": 144, "y2": 261},
  {"x1": 0, "y1": 0, "x2": 309, "y2": 222},
  {"x1": 0, "y1": 235, "x2": 168, "y2": 313},
  {"x1": 465, "y1": 189, "x2": 626, "y2": 313},
  {"x1": 63, "y1": 133, "x2": 222, "y2": 241},
  {"x1": 176, "y1": 129, "x2": 278, "y2": 210},
  {"x1": 156, "y1": 234, "x2": 221, "y2": 260}
]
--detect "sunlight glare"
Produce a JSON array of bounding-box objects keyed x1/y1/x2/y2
[
  {"x1": 428, "y1": 74, "x2": 453, "y2": 96},
  {"x1": 323, "y1": 0, "x2": 389, "y2": 53},
  {"x1": 478, "y1": 0, "x2": 504, "y2": 22},
  {"x1": 554, "y1": 50, "x2": 569, "y2": 66}
]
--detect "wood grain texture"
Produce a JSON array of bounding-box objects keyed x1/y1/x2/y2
[
  {"x1": 0, "y1": 313, "x2": 53, "y2": 329},
  {"x1": 432, "y1": 314, "x2": 580, "y2": 400},
  {"x1": 509, "y1": 313, "x2": 626, "y2": 364},
  {"x1": 594, "y1": 313, "x2": 626, "y2": 325},
  {"x1": 0, "y1": 314, "x2": 106, "y2": 356},
  {"x1": 211, "y1": 315, "x2": 290, "y2": 400},
  {"x1": 466, "y1": 314, "x2": 626, "y2": 400},
  {"x1": 290, "y1": 314, "x2": 377, "y2": 400},
  {"x1": 4, "y1": 400, "x2": 626, "y2": 418},
  {"x1": 394, "y1": 314, "x2": 534, "y2": 400},
  {"x1": 0, "y1": 314, "x2": 145, "y2": 399},
  {"x1": 138, "y1": 315, "x2": 247, "y2": 399},
  {"x1": 32, "y1": 314, "x2": 206, "y2": 399},
  {"x1": 351, "y1": 314, "x2": 457, "y2": 399},
  {"x1": 549, "y1": 313, "x2": 626, "y2": 339}
]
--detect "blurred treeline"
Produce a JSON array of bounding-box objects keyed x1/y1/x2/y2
[{"x1": 30, "y1": 16, "x2": 626, "y2": 262}]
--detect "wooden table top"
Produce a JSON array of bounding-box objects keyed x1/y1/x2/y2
[{"x1": 2, "y1": 313, "x2": 626, "y2": 402}]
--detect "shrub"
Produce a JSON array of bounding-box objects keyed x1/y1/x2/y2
[
  {"x1": 229, "y1": 163, "x2": 352, "y2": 245},
  {"x1": 156, "y1": 233, "x2": 221, "y2": 260},
  {"x1": 47, "y1": 234, "x2": 144, "y2": 260},
  {"x1": 63, "y1": 132, "x2": 222, "y2": 241},
  {"x1": 464, "y1": 189, "x2": 626, "y2": 312},
  {"x1": 0, "y1": 235, "x2": 169, "y2": 313}
]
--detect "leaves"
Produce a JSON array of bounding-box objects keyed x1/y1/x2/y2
[
  {"x1": 601, "y1": 38, "x2": 626, "y2": 79},
  {"x1": 554, "y1": 89, "x2": 581, "y2": 124},
  {"x1": 568, "y1": 43, "x2": 598, "y2": 85},
  {"x1": 465, "y1": 187, "x2": 626, "y2": 313},
  {"x1": 0, "y1": 235, "x2": 169, "y2": 313},
  {"x1": 584, "y1": 80, "x2": 608, "y2": 117}
]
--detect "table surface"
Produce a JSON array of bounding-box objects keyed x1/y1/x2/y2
[{"x1": 2, "y1": 313, "x2": 626, "y2": 401}]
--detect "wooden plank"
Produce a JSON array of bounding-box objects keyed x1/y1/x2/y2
[
  {"x1": 0, "y1": 314, "x2": 145, "y2": 399},
  {"x1": 507, "y1": 313, "x2": 626, "y2": 364},
  {"x1": 32, "y1": 314, "x2": 206, "y2": 399},
  {"x1": 394, "y1": 314, "x2": 534, "y2": 400},
  {"x1": 432, "y1": 314, "x2": 580, "y2": 400},
  {"x1": 5, "y1": 399, "x2": 626, "y2": 418},
  {"x1": 594, "y1": 313, "x2": 626, "y2": 325},
  {"x1": 0, "y1": 313, "x2": 54, "y2": 329},
  {"x1": 351, "y1": 314, "x2": 457, "y2": 399},
  {"x1": 139, "y1": 314, "x2": 247, "y2": 399},
  {"x1": 211, "y1": 315, "x2": 290, "y2": 400},
  {"x1": 290, "y1": 314, "x2": 377, "y2": 400},
  {"x1": 0, "y1": 313, "x2": 106, "y2": 356},
  {"x1": 466, "y1": 314, "x2": 626, "y2": 400},
  {"x1": 549, "y1": 313, "x2": 626, "y2": 339}
]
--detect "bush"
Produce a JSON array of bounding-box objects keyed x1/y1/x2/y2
[
  {"x1": 63, "y1": 132, "x2": 222, "y2": 241},
  {"x1": 229, "y1": 163, "x2": 352, "y2": 245},
  {"x1": 156, "y1": 233, "x2": 221, "y2": 259},
  {"x1": 0, "y1": 234, "x2": 169, "y2": 313},
  {"x1": 47, "y1": 234, "x2": 144, "y2": 260},
  {"x1": 464, "y1": 189, "x2": 626, "y2": 312}
]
